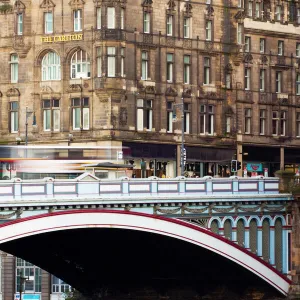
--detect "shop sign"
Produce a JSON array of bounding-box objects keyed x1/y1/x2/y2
[
  {"x1": 40, "y1": 33, "x2": 83, "y2": 43},
  {"x1": 15, "y1": 294, "x2": 41, "y2": 300},
  {"x1": 246, "y1": 163, "x2": 262, "y2": 172}
]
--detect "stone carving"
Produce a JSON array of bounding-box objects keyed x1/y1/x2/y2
[
  {"x1": 69, "y1": 0, "x2": 85, "y2": 9},
  {"x1": 182, "y1": 88, "x2": 192, "y2": 98},
  {"x1": 166, "y1": 36, "x2": 175, "y2": 47},
  {"x1": 41, "y1": 85, "x2": 53, "y2": 94},
  {"x1": 14, "y1": 0, "x2": 25, "y2": 12},
  {"x1": 40, "y1": 0, "x2": 55, "y2": 9},
  {"x1": 66, "y1": 84, "x2": 82, "y2": 93},
  {"x1": 165, "y1": 86, "x2": 178, "y2": 97},
  {"x1": 183, "y1": 39, "x2": 192, "y2": 49},
  {"x1": 244, "y1": 53, "x2": 253, "y2": 63},
  {"x1": 145, "y1": 85, "x2": 156, "y2": 94},
  {"x1": 167, "y1": 0, "x2": 175, "y2": 10},
  {"x1": 205, "y1": 41, "x2": 214, "y2": 52},
  {"x1": 225, "y1": 63, "x2": 233, "y2": 73},
  {"x1": 185, "y1": 1, "x2": 192, "y2": 14},
  {"x1": 142, "y1": 0, "x2": 152, "y2": 6},
  {"x1": 6, "y1": 87, "x2": 20, "y2": 97},
  {"x1": 261, "y1": 55, "x2": 268, "y2": 64},
  {"x1": 234, "y1": 10, "x2": 245, "y2": 20},
  {"x1": 206, "y1": 5, "x2": 214, "y2": 16}
]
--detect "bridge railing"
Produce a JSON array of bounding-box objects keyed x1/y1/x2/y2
[{"x1": 0, "y1": 174, "x2": 281, "y2": 200}]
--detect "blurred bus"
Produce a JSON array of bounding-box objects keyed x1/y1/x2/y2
[{"x1": 0, "y1": 145, "x2": 130, "y2": 180}]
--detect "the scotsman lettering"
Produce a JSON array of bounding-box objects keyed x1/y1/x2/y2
[{"x1": 40, "y1": 34, "x2": 83, "y2": 43}]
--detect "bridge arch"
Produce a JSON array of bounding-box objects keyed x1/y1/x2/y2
[{"x1": 0, "y1": 210, "x2": 291, "y2": 295}]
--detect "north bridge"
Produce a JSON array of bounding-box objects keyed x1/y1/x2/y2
[{"x1": 0, "y1": 173, "x2": 296, "y2": 299}]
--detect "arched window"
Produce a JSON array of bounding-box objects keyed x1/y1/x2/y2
[
  {"x1": 249, "y1": 219, "x2": 258, "y2": 254},
  {"x1": 71, "y1": 49, "x2": 90, "y2": 79},
  {"x1": 210, "y1": 220, "x2": 219, "y2": 234},
  {"x1": 224, "y1": 219, "x2": 232, "y2": 240},
  {"x1": 237, "y1": 219, "x2": 245, "y2": 247},
  {"x1": 275, "y1": 218, "x2": 283, "y2": 271},
  {"x1": 262, "y1": 219, "x2": 270, "y2": 262},
  {"x1": 42, "y1": 51, "x2": 61, "y2": 81}
]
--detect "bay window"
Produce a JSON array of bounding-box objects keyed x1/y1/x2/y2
[
  {"x1": 141, "y1": 51, "x2": 148, "y2": 80},
  {"x1": 72, "y1": 97, "x2": 89, "y2": 130},
  {"x1": 107, "y1": 7, "x2": 115, "y2": 29},
  {"x1": 107, "y1": 47, "x2": 116, "y2": 77}
]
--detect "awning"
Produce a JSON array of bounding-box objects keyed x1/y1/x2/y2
[{"x1": 82, "y1": 162, "x2": 134, "y2": 169}]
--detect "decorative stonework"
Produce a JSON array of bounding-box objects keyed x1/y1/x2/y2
[
  {"x1": 261, "y1": 55, "x2": 268, "y2": 64},
  {"x1": 184, "y1": 1, "x2": 192, "y2": 16},
  {"x1": 182, "y1": 88, "x2": 192, "y2": 98},
  {"x1": 206, "y1": 5, "x2": 214, "y2": 17},
  {"x1": 244, "y1": 53, "x2": 253, "y2": 63},
  {"x1": 6, "y1": 87, "x2": 20, "y2": 97},
  {"x1": 167, "y1": 0, "x2": 175, "y2": 10},
  {"x1": 119, "y1": 107, "x2": 128, "y2": 126},
  {"x1": 69, "y1": 0, "x2": 85, "y2": 9},
  {"x1": 165, "y1": 86, "x2": 178, "y2": 97},
  {"x1": 14, "y1": 0, "x2": 25, "y2": 12},
  {"x1": 66, "y1": 84, "x2": 82, "y2": 93},
  {"x1": 40, "y1": 0, "x2": 55, "y2": 10}
]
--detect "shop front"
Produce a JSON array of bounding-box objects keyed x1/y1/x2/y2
[
  {"x1": 185, "y1": 146, "x2": 235, "y2": 177},
  {"x1": 122, "y1": 142, "x2": 177, "y2": 178}
]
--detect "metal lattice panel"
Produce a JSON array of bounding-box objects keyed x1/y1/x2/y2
[
  {"x1": 237, "y1": 219, "x2": 245, "y2": 247},
  {"x1": 262, "y1": 219, "x2": 270, "y2": 262},
  {"x1": 210, "y1": 220, "x2": 219, "y2": 234},
  {"x1": 249, "y1": 219, "x2": 258, "y2": 254},
  {"x1": 224, "y1": 219, "x2": 232, "y2": 240},
  {"x1": 275, "y1": 219, "x2": 283, "y2": 271}
]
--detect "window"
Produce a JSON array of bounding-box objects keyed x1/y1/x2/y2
[
  {"x1": 297, "y1": 74, "x2": 300, "y2": 95},
  {"x1": 276, "y1": 71, "x2": 282, "y2": 93},
  {"x1": 238, "y1": 0, "x2": 243, "y2": 8},
  {"x1": 184, "y1": 103, "x2": 190, "y2": 134},
  {"x1": 107, "y1": 47, "x2": 116, "y2": 77},
  {"x1": 71, "y1": 49, "x2": 91, "y2": 79},
  {"x1": 143, "y1": 11, "x2": 150, "y2": 33},
  {"x1": 42, "y1": 51, "x2": 61, "y2": 81},
  {"x1": 52, "y1": 276, "x2": 71, "y2": 293},
  {"x1": 260, "y1": 38, "x2": 265, "y2": 53},
  {"x1": 248, "y1": 1, "x2": 253, "y2": 17},
  {"x1": 244, "y1": 68, "x2": 250, "y2": 90},
  {"x1": 166, "y1": 53, "x2": 174, "y2": 83},
  {"x1": 120, "y1": 48, "x2": 125, "y2": 77},
  {"x1": 10, "y1": 102, "x2": 18, "y2": 133},
  {"x1": 275, "y1": 5, "x2": 282, "y2": 21},
  {"x1": 259, "y1": 69, "x2": 265, "y2": 91},
  {"x1": 107, "y1": 7, "x2": 115, "y2": 29},
  {"x1": 73, "y1": 9, "x2": 82, "y2": 32},
  {"x1": 245, "y1": 36, "x2": 251, "y2": 52},
  {"x1": 166, "y1": 15, "x2": 173, "y2": 36},
  {"x1": 206, "y1": 20, "x2": 212, "y2": 41},
  {"x1": 167, "y1": 101, "x2": 173, "y2": 132},
  {"x1": 297, "y1": 112, "x2": 300, "y2": 137},
  {"x1": 200, "y1": 105, "x2": 206, "y2": 134},
  {"x1": 141, "y1": 51, "x2": 148, "y2": 80},
  {"x1": 199, "y1": 105, "x2": 214, "y2": 135},
  {"x1": 244, "y1": 108, "x2": 251, "y2": 134},
  {"x1": 16, "y1": 258, "x2": 41, "y2": 293},
  {"x1": 237, "y1": 23, "x2": 242, "y2": 44},
  {"x1": 121, "y1": 8, "x2": 125, "y2": 29},
  {"x1": 183, "y1": 17, "x2": 190, "y2": 38},
  {"x1": 259, "y1": 109, "x2": 266, "y2": 135},
  {"x1": 17, "y1": 13, "x2": 23, "y2": 35},
  {"x1": 71, "y1": 98, "x2": 89, "y2": 130},
  {"x1": 204, "y1": 57, "x2": 211, "y2": 85},
  {"x1": 96, "y1": 7, "x2": 101, "y2": 29},
  {"x1": 97, "y1": 47, "x2": 102, "y2": 77},
  {"x1": 43, "y1": 99, "x2": 60, "y2": 131},
  {"x1": 44, "y1": 12, "x2": 53, "y2": 34},
  {"x1": 137, "y1": 99, "x2": 152, "y2": 131},
  {"x1": 272, "y1": 111, "x2": 279, "y2": 135},
  {"x1": 225, "y1": 73, "x2": 231, "y2": 89},
  {"x1": 297, "y1": 43, "x2": 300, "y2": 57},
  {"x1": 183, "y1": 55, "x2": 190, "y2": 84},
  {"x1": 297, "y1": 8, "x2": 300, "y2": 24},
  {"x1": 9, "y1": 54, "x2": 18, "y2": 83},
  {"x1": 278, "y1": 40, "x2": 284, "y2": 56},
  {"x1": 280, "y1": 111, "x2": 286, "y2": 136},
  {"x1": 226, "y1": 116, "x2": 231, "y2": 133},
  {"x1": 255, "y1": 2, "x2": 260, "y2": 18}
]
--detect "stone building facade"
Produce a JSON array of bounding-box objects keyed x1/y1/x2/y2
[{"x1": 0, "y1": 0, "x2": 299, "y2": 179}]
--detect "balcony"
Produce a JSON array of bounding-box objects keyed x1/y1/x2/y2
[
  {"x1": 98, "y1": 29, "x2": 126, "y2": 41},
  {"x1": 272, "y1": 93, "x2": 290, "y2": 105}
]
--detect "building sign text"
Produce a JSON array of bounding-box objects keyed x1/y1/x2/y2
[{"x1": 40, "y1": 34, "x2": 83, "y2": 43}]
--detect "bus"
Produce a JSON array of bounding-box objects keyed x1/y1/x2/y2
[{"x1": 0, "y1": 145, "x2": 130, "y2": 180}]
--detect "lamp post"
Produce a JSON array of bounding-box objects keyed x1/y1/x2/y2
[
  {"x1": 19, "y1": 269, "x2": 28, "y2": 300},
  {"x1": 25, "y1": 107, "x2": 34, "y2": 146}
]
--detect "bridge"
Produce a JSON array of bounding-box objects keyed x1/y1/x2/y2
[{"x1": 0, "y1": 173, "x2": 294, "y2": 299}]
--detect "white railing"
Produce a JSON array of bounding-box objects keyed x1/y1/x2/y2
[{"x1": 0, "y1": 174, "x2": 281, "y2": 200}]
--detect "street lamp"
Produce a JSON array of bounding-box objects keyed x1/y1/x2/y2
[
  {"x1": 19, "y1": 269, "x2": 29, "y2": 300},
  {"x1": 25, "y1": 107, "x2": 35, "y2": 146}
]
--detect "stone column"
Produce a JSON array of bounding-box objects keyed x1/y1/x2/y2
[
  {"x1": 257, "y1": 226, "x2": 263, "y2": 257},
  {"x1": 280, "y1": 147, "x2": 285, "y2": 171},
  {"x1": 244, "y1": 228, "x2": 250, "y2": 249},
  {"x1": 270, "y1": 227, "x2": 275, "y2": 265}
]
